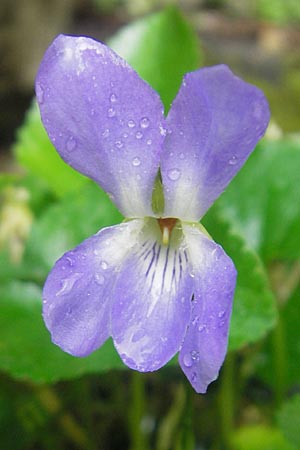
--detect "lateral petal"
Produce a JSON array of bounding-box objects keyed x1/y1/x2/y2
[
  {"x1": 36, "y1": 35, "x2": 166, "y2": 217},
  {"x1": 43, "y1": 219, "x2": 144, "y2": 356},
  {"x1": 179, "y1": 224, "x2": 237, "y2": 393}
]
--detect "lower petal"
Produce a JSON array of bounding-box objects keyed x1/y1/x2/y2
[
  {"x1": 179, "y1": 224, "x2": 237, "y2": 393},
  {"x1": 43, "y1": 219, "x2": 144, "y2": 356},
  {"x1": 111, "y1": 219, "x2": 194, "y2": 372}
]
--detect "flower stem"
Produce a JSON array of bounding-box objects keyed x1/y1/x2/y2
[
  {"x1": 129, "y1": 371, "x2": 148, "y2": 450},
  {"x1": 218, "y1": 353, "x2": 235, "y2": 449}
]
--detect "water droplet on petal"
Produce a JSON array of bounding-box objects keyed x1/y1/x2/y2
[
  {"x1": 167, "y1": 168, "x2": 181, "y2": 181},
  {"x1": 115, "y1": 140, "x2": 123, "y2": 149},
  {"x1": 179, "y1": 152, "x2": 185, "y2": 160},
  {"x1": 191, "y1": 350, "x2": 199, "y2": 361},
  {"x1": 102, "y1": 128, "x2": 110, "y2": 138},
  {"x1": 146, "y1": 139, "x2": 152, "y2": 145},
  {"x1": 100, "y1": 261, "x2": 108, "y2": 270},
  {"x1": 132, "y1": 157, "x2": 141, "y2": 167},
  {"x1": 36, "y1": 83, "x2": 44, "y2": 103},
  {"x1": 128, "y1": 119, "x2": 136, "y2": 128},
  {"x1": 183, "y1": 353, "x2": 193, "y2": 368},
  {"x1": 218, "y1": 310, "x2": 226, "y2": 318},
  {"x1": 123, "y1": 132, "x2": 128, "y2": 138},
  {"x1": 110, "y1": 93, "x2": 117, "y2": 103},
  {"x1": 229, "y1": 155, "x2": 238, "y2": 165},
  {"x1": 136, "y1": 131, "x2": 143, "y2": 139},
  {"x1": 66, "y1": 136, "x2": 77, "y2": 151},
  {"x1": 198, "y1": 324, "x2": 206, "y2": 332},
  {"x1": 108, "y1": 108, "x2": 116, "y2": 118},
  {"x1": 140, "y1": 117, "x2": 150, "y2": 128},
  {"x1": 159, "y1": 125, "x2": 167, "y2": 136},
  {"x1": 95, "y1": 273, "x2": 105, "y2": 285},
  {"x1": 56, "y1": 272, "x2": 82, "y2": 296}
]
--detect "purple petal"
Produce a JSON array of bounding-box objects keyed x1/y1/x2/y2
[
  {"x1": 179, "y1": 224, "x2": 237, "y2": 393},
  {"x1": 111, "y1": 219, "x2": 194, "y2": 371},
  {"x1": 43, "y1": 220, "x2": 144, "y2": 356},
  {"x1": 161, "y1": 65, "x2": 270, "y2": 220},
  {"x1": 36, "y1": 35, "x2": 166, "y2": 217}
]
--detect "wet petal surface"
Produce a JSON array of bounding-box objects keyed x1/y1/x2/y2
[
  {"x1": 43, "y1": 220, "x2": 144, "y2": 356},
  {"x1": 179, "y1": 224, "x2": 237, "y2": 393},
  {"x1": 36, "y1": 35, "x2": 166, "y2": 217},
  {"x1": 111, "y1": 219, "x2": 194, "y2": 371},
  {"x1": 161, "y1": 65, "x2": 270, "y2": 220}
]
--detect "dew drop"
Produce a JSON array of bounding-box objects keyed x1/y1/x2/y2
[
  {"x1": 183, "y1": 353, "x2": 193, "y2": 368},
  {"x1": 36, "y1": 83, "x2": 44, "y2": 103},
  {"x1": 146, "y1": 139, "x2": 152, "y2": 146},
  {"x1": 128, "y1": 119, "x2": 136, "y2": 128},
  {"x1": 102, "y1": 128, "x2": 109, "y2": 138},
  {"x1": 100, "y1": 260, "x2": 108, "y2": 270},
  {"x1": 159, "y1": 125, "x2": 167, "y2": 136},
  {"x1": 167, "y1": 168, "x2": 181, "y2": 181},
  {"x1": 136, "y1": 131, "x2": 143, "y2": 140},
  {"x1": 228, "y1": 155, "x2": 238, "y2": 165},
  {"x1": 66, "y1": 136, "x2": 77, "y2": 151},
  {"x1": 198, "y1": 324, "x2": 206, "y2": 332},
  {"x1": 108, "y1": 108, "x2": 116, "y2": 118},
  {"x1": 94, "y1": 273, "x2": 105, "y2": 285},
  {"x1": 191, "y1": 350, "x2": 199, "y2": 361},
  {"x1": 110, "y1": 93, "x2": 117, "y2": 103},
  {"x1": 132, "y1": 157, "x2": 141, "y2": 167},
  {"x1": 179, "y1": 152, "x2": 185, "y2": 160},
  {"x1": 140, "y1": 117, "x2": 150, "y2": 129},
  {"x1": 115, "y1": 140, "x2": 123, "y2": 149},
  {"x1": 56, "y1": 272, "x2": 82, "y2": 296},
  {"x1": 123, "y1": 132, "x2": 129, "y2": 138},
  {"x1": 218, "y1": 310, "x2": 226, "y2": 319}
]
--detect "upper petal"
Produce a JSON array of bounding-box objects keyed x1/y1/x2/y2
[
  {"x1": 161, "y1": 65, "x2": 270, "y2": 220},
  {"x1": 43, "y1": 219, "x2": 144, "y2": 356},
  {"x1": 111, "y1": 219, "x2": 194, "y2": 372},
  {"x1": 36, "y1": 35, "x2": 166, "y2": 217},
  {"x1": 179, "y1": 224, "x2": 237, "y2": 393}
]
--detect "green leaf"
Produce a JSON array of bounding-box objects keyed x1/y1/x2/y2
[
  {"x1": 203, "y1": 207, "x2": 277, "y2": 350},
  {"x1": 14, "y1": 102, "x2": 87, "y2": 198},
  {"x1": 0, "y1": 281, "x2": 124, "y2": 383},
  {"x1": 217, "y1": 136, "x2": 300, "y2": 262},
  {"x1": 24, "y1": 181, "x2": 123, "y2": 283},
  {"x1": 277, "y1": 395, "x2": 300, "y2": 448},
  {"x1": 256, "y1": 286, "x2": 300, "y2": 390},
  {"x1": 231, "y1": 425, "x2": 296, "y2": 450},
  {"x1": 109, "y1": 6, "x2": 202, "y2": 110}
]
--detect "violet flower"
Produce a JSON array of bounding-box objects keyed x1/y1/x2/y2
[{"x1": 36, "y1": 35, "x2": 269, "y2": 393}]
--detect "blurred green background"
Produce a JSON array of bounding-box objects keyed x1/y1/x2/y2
[{"x1": 0, "y1": 1, "x2": 300, "y2": 449}]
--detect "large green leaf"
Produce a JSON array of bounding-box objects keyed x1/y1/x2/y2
[
  {"x1": 203, "y1": 207, "x2": 277, "y2": 350},
  {"x1": 256, "y1": 286, "x2": 300, "y2": 390},
  {"x1": 23, "y1": 181, "x2": 123, "y2": 283},
  {"x1": 14, "y1": 102, "x2": 87, "y2": 198},
  {"x1": 231, "y1": 425, "x2": 296, "y2": 450},
  {"x1": 0, "y1": 281, "x2": 124, "y2": 383},
  {"x1": 217, "y1": 136, "x2": 300, "y2": 262},
  {"x1": 277, "y1": 395, "x2": 300, "y2": 448},
  {"x1": 109, "y1": 7, "x2": 202, "y2": 110}
]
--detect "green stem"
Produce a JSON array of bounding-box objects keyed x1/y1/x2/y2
[
  {"x1": 218, "y1": 353, "x2": 235, "y2": 450},
  {"x1": 272, "y1": 311, "x2": 287, "y2": 406},
  {"x1": 129, "y1": 371, "x2": 148, "y2": 450}
]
